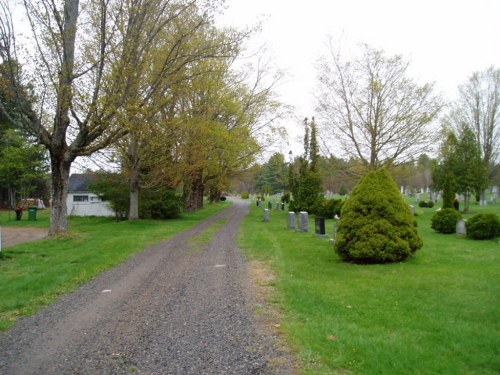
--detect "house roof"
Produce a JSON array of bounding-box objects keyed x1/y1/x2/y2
[{"x1": 69, "y1": 174, "x2": 95, "y2": 193}]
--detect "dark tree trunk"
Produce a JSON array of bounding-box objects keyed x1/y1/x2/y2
[{"x1": 184, "y1": 173, "x2": 204, "y2": 212}]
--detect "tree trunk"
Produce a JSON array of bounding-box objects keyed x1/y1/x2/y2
[
  {"x1": 184, "y1": 173, "x2": 204, "y2": 212},
  {"x1": 128, "y1": 135, "x2": 140, "y2": 220},
  {"x1": 463, "y1": 192, "x2": 470, "y2": 213},
  {"x1": 49, "y1": 156, "x2": 71, "y2": 236}
]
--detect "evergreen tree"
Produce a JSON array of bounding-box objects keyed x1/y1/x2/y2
[
  {"x1": 335, "y1": 167, "x2": 422, "y2": 263},
  {"x1": 289, "y1": 117, "x2": 323, "y2": 212}
]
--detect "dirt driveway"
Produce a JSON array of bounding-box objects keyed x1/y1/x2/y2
[
  {"x1": 0, "y1": 199, "x2": 295, "y2": 374},
  {"x1": 0, "y1": 227, "x2": 48, "y2": 248}
]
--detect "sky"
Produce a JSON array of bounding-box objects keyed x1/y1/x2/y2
[{"x1": 217, "y1": 0, "x2": 500, "y2": 154}]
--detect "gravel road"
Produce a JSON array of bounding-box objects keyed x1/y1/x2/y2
[{"x1": 0, "y1": 199, "x2": 294, "y2": 374}]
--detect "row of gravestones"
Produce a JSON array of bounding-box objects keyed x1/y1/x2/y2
[
  {"x1": 256, "y1": 200, "x2": 286, "y2": 211},
  {"x1": 263, "y1": 209, "x2": 340, "y2": 242},
  {"x1": 414, "y1": 190, "x2": 499, "y2": 205}
]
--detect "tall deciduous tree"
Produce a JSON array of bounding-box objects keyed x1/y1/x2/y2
[
  {"x1": 316, "y1": 42, "x2": 443, "y2": 170},
  {"x1": 111, "y1": 7, "x2": 243, "y2": 219},
  {"x1": 0, "y1": 0, "x2": 221, "y2": 234},
  {"x1": 450, "y1": 66, "x2": 500, "y2": 180}
]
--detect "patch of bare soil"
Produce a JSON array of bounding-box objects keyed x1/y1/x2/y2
[
  {"x1": 247, "y1": 260, "x2": 300, "y2": 373},
  {"x1": 1, "y1": 227, "x2": 48, "y2": 248}
]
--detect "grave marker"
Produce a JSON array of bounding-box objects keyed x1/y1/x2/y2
[
  {"x1": 287, "y1": 212, "x2": 296, "y2": 229},
  {"x1": 456, "y1": 219, "x2": 467, "y2": 235},
  {"x1": 298, "y1": 211, "x2": 308, "y2": 232}
]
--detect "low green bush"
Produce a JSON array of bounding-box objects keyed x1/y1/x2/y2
[
  {"x1": 427, "y1": 200, "x2": 435, "y2": 208},
  {"x1": 431, "y1": 208, "x2": 462, "y2": 234},
  {"x1": 466, "y1": 213, "x2": 500, "y2": 240},
  {"x1": 314, "y1": 198, "x2": 344, "y2": 219},
  {"x1": 418, "y1": 200, "x2": 427, "y2": 208},
  {"x1": 240, "y1": 191, "x2": 249, "y2": 199},
  {"x1": 140, "y1": 188, "x2": 182, "y2": 219}
]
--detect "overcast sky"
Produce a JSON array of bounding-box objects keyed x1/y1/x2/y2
[{"x1": 217, "y1": 0, "x2": 500, "y2": 154}]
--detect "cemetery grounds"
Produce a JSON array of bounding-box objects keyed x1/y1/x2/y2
[
  {"x1": 0, "y1": 197, "x2": 498, "y2": 374},
  {"x1": 239, "y1": 195, "x2": 499, "y2": 374}
]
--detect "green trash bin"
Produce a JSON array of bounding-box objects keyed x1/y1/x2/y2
[{"x1": 28, "y1": 206, "x2": 37, "y2": 221}]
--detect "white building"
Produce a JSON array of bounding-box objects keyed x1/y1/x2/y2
[{"x1": 66, "y1": 174, "x2": 114, "y2": 217}]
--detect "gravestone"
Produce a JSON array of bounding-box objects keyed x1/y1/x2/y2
[
  {"x1": 492, "y1": 186, "x2": 499, "y2": 203},
  {"x1": 480, "y1": 190, "x2": 488, "y2": 206},
  {"x1": 315, "y1": 217, "x2": 327, "y2": 237},
  {"x1": 263, "y1": 209, "x2": 270, "y2": 222},
  {"x1": 298, "y1": 211, "x2": 308, "y2": 232},
  {"x1": 332, "y1": 220, "x2": 339, "y2": 243},
  {"x1": 456, "y1": 219, "x2": 467, "y2": 235},
  {"x1": 287, "y1": 212, "x2": 296, "y2": 229},
  {"x1": 409, "y1": 205, "x2": 416, "y2": 215}
]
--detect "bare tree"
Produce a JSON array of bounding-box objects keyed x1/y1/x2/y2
[
  {"x1": 0, "y1": 0, "x2": 218, "y2": 234},
  {"x1": 451, "y1": 66, "x2": 500, "y2": 179},
  {"x1": 316, "y1": 42, "x2": 443, "y2": 170}
]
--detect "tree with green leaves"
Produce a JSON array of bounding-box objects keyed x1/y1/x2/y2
[
  {"x1": 289, "y1": 117, "x2": 323, "y2": 212},
  {"x1": 254, "y1": 153, "x2": 288, "y2": 194},
  {"x1": 0, "y1": 129, "x2": 48, "y2": 208},
  {"x1": 453, "y1": 126, "x2": 488, "y2": 213},
  {"x1": 432, "y1": 131, "x2": 459, "y2": 209},
  {"x1": 433, "y1": 126, "x2": 488, "y2": 212},
  {"x1": 0, "y1": 0, "x2": 226, "y2": 234}
]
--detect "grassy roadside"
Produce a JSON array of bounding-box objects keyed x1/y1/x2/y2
[
  {"x1": 0, "y1": 201, "x2": 231, "y2": 331},
  {"x1": 238, "y1": 199, "x2": 500, "y2": 374}
]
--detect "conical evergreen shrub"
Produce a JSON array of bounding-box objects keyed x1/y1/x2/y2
[{"x1": 334, "y1": 167, "x2": 423, "y2": 263}]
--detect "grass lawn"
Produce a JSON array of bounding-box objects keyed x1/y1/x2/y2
[
  {"x1": 0, "y1": 201, "x2": 231, "y2": 331},
  {"x1": 239, "y1": 198, "x2": 500, "y2": 374}
]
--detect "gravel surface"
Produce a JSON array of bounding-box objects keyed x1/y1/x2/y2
[{"x1": 0, "y1": 199, "x2": 294, "y2": 374}]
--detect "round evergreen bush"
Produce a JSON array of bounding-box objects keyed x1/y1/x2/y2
[
  {"x1": 466, "y1": 213, "x2": 500, "y2": 240},
  {"x1": 430, "y1": 208, "x2": 462, "y2": 234},
  {"x1": 334, "y1": 168, "x2": 422, "y2": 264},
  {"x1": 418, "y1": 200, "x2": 427, "y2": 207},
  {"x1": 240, "y1": 191, "x2": 249, "y2": 199},
  {"x1": 426, "y1": 200, "x2": 434, "y2": 208}
]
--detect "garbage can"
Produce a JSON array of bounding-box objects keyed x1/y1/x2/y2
[
  {"x1": 28, "y1": 206, "x2": 37, "y2": 221},
  {"x1": 315, "y1": 216, "x2": 326, "y2": 236}
]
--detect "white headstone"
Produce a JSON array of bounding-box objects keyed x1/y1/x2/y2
[
  {"x1": 456, "y1": 219, "x2": 467, "y2": 235},
  {"x1": 287, "y1": 212, "x2": 296, "y2": 229},
  {"x1": 263, "y1": 209, "x2": 270, "y2": 222},
  {"x1": 298, "y1": 211, "x2": 308, "y2": 232}
]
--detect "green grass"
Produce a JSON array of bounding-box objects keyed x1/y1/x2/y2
[
  {"x1": 0, "y1": 201, "x2": 231, "y2": 331},
  {"x1": 239, "y1": 200, "x2": 500, "y2": 374}
]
